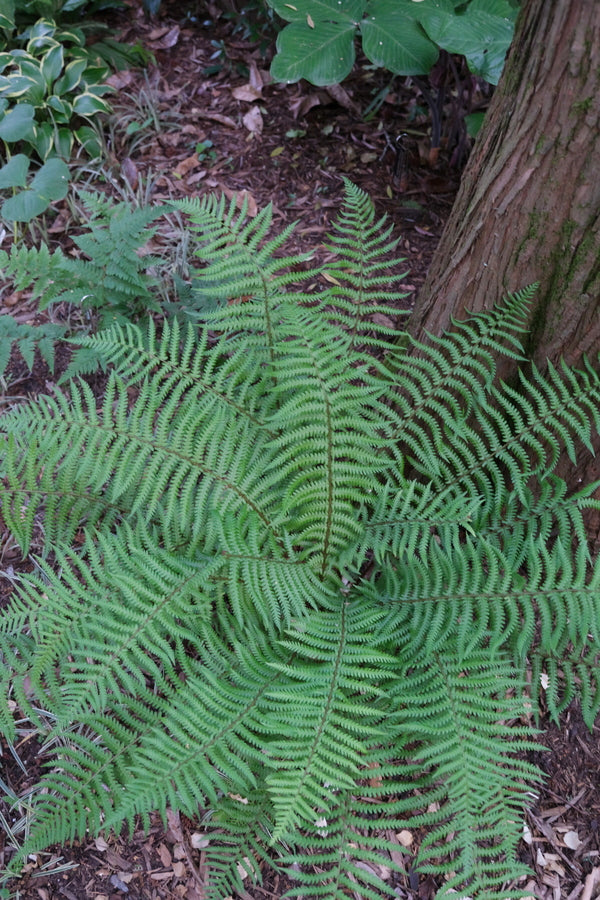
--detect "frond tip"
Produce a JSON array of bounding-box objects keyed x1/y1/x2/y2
[{"x1": 1, "y1": 184, "x2": 600, "y2": 900}]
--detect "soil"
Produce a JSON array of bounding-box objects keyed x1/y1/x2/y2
[{"x1": 1, "y1": 3, "x2": 599, "y2": 899}]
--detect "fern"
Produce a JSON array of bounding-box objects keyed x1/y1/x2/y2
[
  {"x1": 1, "y1": 181, "x2": 600, "y2": 900},
  {"x1": 0, "y1": 315, "x2": 66, "y2": 381}
]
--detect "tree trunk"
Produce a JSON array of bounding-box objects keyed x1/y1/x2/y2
[
  {"x1": 408, "y1": 0, "x2": 600, "y2": 374},
  {"x1": 407, "y1": 0, "x2": 600, "y2": 544}
]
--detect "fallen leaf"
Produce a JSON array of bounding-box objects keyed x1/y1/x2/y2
[
  {"x1": 564, "y1": 830, "x2": 582, "y2": 850},
  {"x1": 248, "y1": 60, "x2": 267, "y2": 91},
  {"x1": 166, "y1": 807, "x2": 183, "y2": 843},
  {"x1": 220, "y1": 186, "x2": 258, "y2": 217},
  {"x1": 236, "y1": 857, "x2": 253, "y2": 880},
  {"x1": 324, "y1": 83, "x2": 361, "y2": 114},
  {"x1": 173, "y1": 154, "x2": 201, "y2": 177},
  {"x1": 243, "y1": 106, "x2": 263, "y2": 134},
  {"x1": 288, "y1": 91, "x2": 324, "y2": 119},
  {"x1": 396, "y1": 829, "x2": 414, "y2": 847},
  {"x1": 147, "y1": 25, "x2": 180, "y2": 49},
  {"x1": 105, "y1": 70, "x2": 135, "y2": 90},
  {"x1": 232, "y1": 84, "x2": 262, "y2": 102},
  {"x1": 158, "y1": 843, "x2": 172, "y2": 867},
  {"x1": 190, "y1": 833, "x2": 210, "y2": 849},
  {"x1": 121, "y1": 157, "x2": 138, "y2": 189},
  {"x1": 191, "y1": 108, "x2": 237, "y2": 129}
]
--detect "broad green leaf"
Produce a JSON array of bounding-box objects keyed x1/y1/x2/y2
[
  {"x1": 53, "y1": 26, "x2": 86, "y2": 47},
  {"x1": 0, "y1": 74, "x2": 39, "y2": 98},
  {"x1": 72, "y1": 91, "x2": 111, "y2": 116},
  {"x1": 0, "y1": 0, "x2": 15, "y2": 30},
  {"x1": 24, "y1": 19, "x2": 57, "y2": 50},
  {"x1": 53, "y1": 57, "x2": 87, "y2": 94},
  {"x1": 32, "y1": 120, "x2": 53, "y2": 158},
  {"x1": 14, "y1": 60, "x2": 46, "y2": 105},
  {"x1": 41, "y1": 42, "x2": 64, "y2": 87},
  {"x1": 54, "y1": 126, "x2": 73, "y2": 158},
  {"x1": 0, "y1": 153, "x2": 30, "y2": 189},
  {"x1": 1, "y1": 157, "x2": 69, "y2": 222},
  {"x1": 418, "y1": 1, "x2": 516, "y2": 84},
  {"x1": 62, "y1": 0, "x2": 94, "y2": 10},
  {"x1": 268, "y1": 0, "x2": 366, "y2": 23},
  {"x1": 80, "y1": 64, "x2": 111, "y2": 86},
  {"x1": 464, "y1": 110, "x2": 485, "y2": 137},
  {"x1": 74, "y1": 124, "x2": 102, "y2": 159},
  {"x1": 361, "y1": 0, "x2": 439, "y2": 75},
  {"x1": 271, "y1": 19, "x2": 357, "y2": 85},
  {"x1": 2, "y1": 189, "x2": 50, "y2": 221},
  {"x1": 0, "y1": 103, "x2": 35, "y2": 141},
  {"x1": 46, "y1": 94, "x2": 71, "y2": 122}
]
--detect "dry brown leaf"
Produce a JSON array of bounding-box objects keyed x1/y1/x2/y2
[
  {"x1": 158, "y1": 842, "x2": 173, "y2": 867},
  {"x1": 190, "y1": 833, "x2": 210, "y2": 849},
  {"x1": 105, "y1": 70, "x2": 135, "y2": 90},
  {"x1": 191, "y1": 108, "x2": 237, "y2": 129},
  {"x1": 324, "y1": 83, "x2": 361, "y2": 114},
  {"x1": 217, "y1": 184, "x2": 258, "y2": 216},
  {"x1": 249, "y1": 60, "x2": 268, "y2": 90},
  {"x1": 147, "y1": 25, "x2": 180, "y2": 49},
  {"x1": 564, "y1": 831, "x2": 582, "y2": 850},
  {"x1": 121, "y1": 157, "x2": 138, "y2": 189},
  {"x1": 242, "y1": 106, "x2": 263, "y2": 134},
  {"x1": 288, "y1": 91, "x2": 325, "y2": 119},
  {"x1": 396, "y1": 829, "x2": 414, "y2": 848},
  {"x1": 232, "y1": 84, "x2": 262, "y2": 102},
  {"x1": 173, "y1": 154, "x2": 201, "y2": 177}
]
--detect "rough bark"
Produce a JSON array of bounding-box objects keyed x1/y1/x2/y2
[{"x1": 408, "y1": 0, "x2": 600, "y2": 374}]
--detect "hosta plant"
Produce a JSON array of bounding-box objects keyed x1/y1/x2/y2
[
  {"x1": 1, "y1": 182, "x2": 600, "y2": 900},
  {"x1": 0, "y1": 17, "x2": 113, "y2": 162},
  {"x1": 267, "y1": 0, "x2": 518, "y2": 87}
]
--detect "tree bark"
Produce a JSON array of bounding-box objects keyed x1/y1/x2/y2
[{"x1": 408, "y1": 0, "x2": 600, "y2": 374}]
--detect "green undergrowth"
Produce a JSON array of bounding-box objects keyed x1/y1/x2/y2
[{"x1": 1, "y1": 181, "x2": 600, "y2": 899}]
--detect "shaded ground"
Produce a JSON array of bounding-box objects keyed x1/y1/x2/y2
[{"x1": 1, "y1": 2, "x2": 600, "y2": 898}]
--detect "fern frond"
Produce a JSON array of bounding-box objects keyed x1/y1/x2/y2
[
  {"x1": 261, "y1": 603, "x2": 394, "y2": 841},
  {"x1": 0, "y1": 315, "x2": 66, "y2": 379},
  {"x1": 0, "y1": 191, "x2": 163, "y2": 327},
  {"x1": 171, "y1": 192, "x2": 318, "y2": 358},
  {"x1": 319, "y1": 177, "x2": 409, "y2": 350},
  {"x1": 383, "y1": 649, "x2": 540, "y2": 900}
]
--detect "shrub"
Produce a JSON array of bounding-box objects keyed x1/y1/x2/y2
[{"x1": 1, "y1": 182, "x2": 600, "y2": 899}]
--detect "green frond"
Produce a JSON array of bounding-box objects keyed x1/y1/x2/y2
[
  {"x1": 319, "y1": 177, "x2": 410, "y2": 350},
  {"x1": 171, "y1": 192, "x2": 318, "y2": 335},
  {"x1": 262, "y1": 603, "x2": 394, "y2": 841},
  {"x1": 383, "y1": 649, "x2": 540, "y2": 900},
  {"x1": 0, "y1": 191, "x2": 163, "y2": 326}
]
